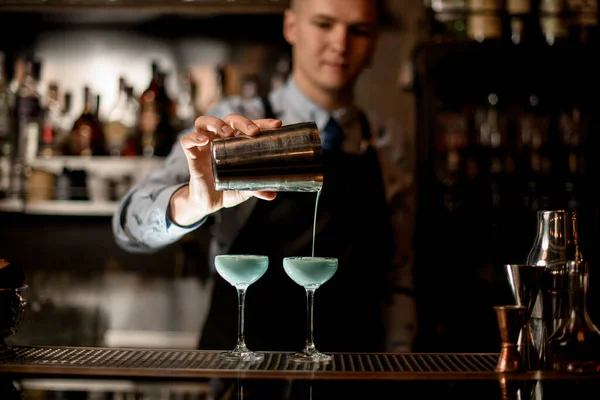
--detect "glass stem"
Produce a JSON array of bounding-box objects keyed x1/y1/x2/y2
[
  {"x1": 234, "y1": 287, "x2": 249, "y2": 353},
  {"x1": 304, "y1": 288, "x2": 316, "y2": 355}
]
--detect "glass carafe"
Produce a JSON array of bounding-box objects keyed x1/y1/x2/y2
[
  {"x1": 525, "y1": 209, "x2": 583, "y2": 368},
  {"x1": 548, "y1": 261, "x2": 600, "y2": 373}
]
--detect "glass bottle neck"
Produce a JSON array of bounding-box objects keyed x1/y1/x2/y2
[
  {"x1": 565, "y1": 261, "x2": 592, "y2": 328},
  {"x1": 528, "y1": 211, "x2": 582, "y2": 266},
  {"x1": 82, "y1": 88, "x2": 92, "y2": 115}
]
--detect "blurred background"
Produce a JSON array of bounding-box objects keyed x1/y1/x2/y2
[{"x1": 0, "y1": 0, "x2": 599, "y2": 354}]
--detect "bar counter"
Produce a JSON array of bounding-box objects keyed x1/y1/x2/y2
[{"x1": 0, "y1": 345, "x2": 598, "y2": 399}]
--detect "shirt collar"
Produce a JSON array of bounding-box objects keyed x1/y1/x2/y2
[{"x1": 283, "y1": 76, "x2": 359, "y2": 131}]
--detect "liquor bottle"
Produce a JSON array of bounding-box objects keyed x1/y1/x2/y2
[
  {"x1": 506, "y1": 0, "x2": 542, "y2": 44},
  {"x1": 53, "y1": 91, "x2": 72, "y2": 155},
  {"x1": 557, "y1": 106, "x2": 585, "y2": 211},
  {"x1": 120, "y1": 85, "x2": 141, "y2": 157},
  {"x1": 540, "y1": 0, "x2": 570, "y2": 45},
  {"x1": 0, "y1": 155, "x2": 10, "y2": 199},
  {"x1": 8, "y1": 56, "x2": 25, "y2": 99},
  {"x1": 139, "y1": 61, "x2": 176, "y2": 157},
  {"x1": 39, "y1": 81, "x2": 61, "y2": 158},
  {"x1": 9, "y1": 58, "x2": 42, "y2": 200},
  {"x1": 472, "y1": 93, "x2": 506, "y2": 180},
  {"x1": 548, "y1": 261, "x2": 600, "y2": 373},
  {"x1": 14, "y1": 59, "x2": 42, "y2": 162},
  {"x1": 0, "y1": 52, "x2": 13, "y2": 157},
  {"x1": 567, "y1": 0, "x2": 599, "y2": 44},
  {"x1": 0, "y1": 52, "x2": 12, "y2": 198},
  {"x1": 176, "y1": 71, "x2": 199, "y2": 130},
  {"x1": 154, "y1": 71, "x2": 177, "y2": 156},
  {"x1": 439, "y1": 148, "x2": 467, "y2": 213},
  {"x1": 507, "y1": 0, "x2": 527, "y2": 44},
  {"x1": 467, "y1": 0, "x2": 504, "y2": 43},
  {"x1": 105, "y1": 77, "x2": 129, "y2": 156},
  {"x1": 93, "y1": 93, "x2": 102, "y2": 124},
  {"x1": 139, "y1": 61, "x2": 159, "y2": 157},
  {"x1": 518, "y1": 94, "x2": 551, "y2": 213},
  {"x1": 434, "y1": 99, "x2": 471, "y2": 215},
  {"x1": 427, "y1": 0, "x2": 468, "y2": 42},
  {"x1": 65, "y1": 86, "x2": 106, "y2": 156},
  {"x1": 125, "y1": 86, "x2": 139, "y2": 120}
]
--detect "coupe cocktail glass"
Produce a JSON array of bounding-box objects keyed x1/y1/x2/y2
[
  {"x1": 283, "y1": 256, "x2": 338, "y2": 363},
  {"x1": 215, "y1": 254, "x2": 269, "y2": 362}
]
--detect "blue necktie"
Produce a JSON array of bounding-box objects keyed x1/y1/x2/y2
[{"x1": 321, "y1": 116, "x2": 343, "y2": 151}]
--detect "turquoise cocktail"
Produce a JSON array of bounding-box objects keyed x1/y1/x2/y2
[
  {"x1": 215, "y1": 254, "x2": 268, "y2": 362},
  {"x1": 283, "y1": 256, "x2": 338, "y2": 362},
  {"x1": 215, "y1": 254, "x2": 269, "y2": 287}
]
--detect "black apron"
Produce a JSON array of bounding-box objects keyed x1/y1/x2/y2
[{"x1": 199, "y1": 99, "x2": 395, "y2": 352}]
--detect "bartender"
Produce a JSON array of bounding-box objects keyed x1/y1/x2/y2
[{"x1": 112, "y1": 0, "x2": 415, "y2": 357}]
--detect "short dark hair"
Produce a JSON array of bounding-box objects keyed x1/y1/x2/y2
[{"x1": 287, "y1": 0, "x2": 387, "y2": 25}]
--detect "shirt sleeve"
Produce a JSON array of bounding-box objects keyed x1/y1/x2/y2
[
  {"x1": 112, "y1": 134, "x2": 206, "y2": 253},
  {"x1": 111, "y1": 97, "x2": 261, "y2": 253}
]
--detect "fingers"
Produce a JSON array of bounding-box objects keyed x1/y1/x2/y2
[
  {"x1": 195, "y1": 115, "x2": 236, "y2": 138},
  {"x1": 222, "y1": 114, "x2": 283, "y2": 136},
  {"x1": 251, "y1": 191, "x2": 277, "y2": 201},
  {"x1": 180, "y1": 131, "x2": 210, "y2": 160},
  {"x1": 254, "y1": 118, "x2": 283, "y2": 131},
  {"x1": 222, "y1": 190, "x2": 277, "y2": 210},
  {"x1": 188, "y1": 114, "x2": 283, "y2": 160},
  {"x1": 195, "y1": 114, "x2": 283, "y2": 139},
  {"x1": 222, "y1": 114, "x2": 260, "y2": 136}
]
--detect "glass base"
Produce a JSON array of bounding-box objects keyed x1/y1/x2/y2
[
  {"x1": 287, "y1": 351, "x2": 332, "y2": 363},
  {"x1": 218, "y1": 350, "x2": 264, "y2": 362}
]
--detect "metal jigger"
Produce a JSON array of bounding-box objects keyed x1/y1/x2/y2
[
  {"x1": 494, "y1": 305, "x2": 528, "y2": 373},
  {"x1": 505, "y1": 264, "x2": 544, "y2": 370}
]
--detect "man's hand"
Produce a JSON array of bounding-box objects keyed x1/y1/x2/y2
[{"x1": 169, "y1": 113, "x2": 282, "y2": 226}]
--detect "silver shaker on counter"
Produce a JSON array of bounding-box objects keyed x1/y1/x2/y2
[
  {"x1": 210, "y1": 122, "x2": 324, "y2": 192},
  {"x1": 525, "y1": 209, "x2": 583, "y2": 369}
]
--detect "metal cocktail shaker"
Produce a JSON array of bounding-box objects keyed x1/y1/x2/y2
[
  {"x1": 525, "y1": 209, "x2": 583, "y2": 369},
  {"x1": 210, "y1": 122, "x2": 324, "y2": 192}
]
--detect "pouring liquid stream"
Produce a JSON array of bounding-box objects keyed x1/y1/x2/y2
[{"x1": 312, "y1": 189, "x2": 322, "y2": 257}]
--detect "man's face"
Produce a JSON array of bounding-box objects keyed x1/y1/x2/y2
[{"x1": 284, "y1": 0, "x2": 380, "y2": 93}]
